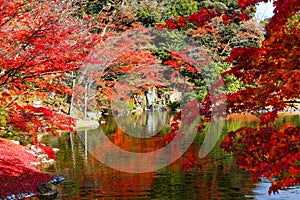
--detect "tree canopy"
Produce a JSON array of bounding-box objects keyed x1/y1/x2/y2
[{"x1": 0, "y1": 0, "x2": 98, "y2": 138}]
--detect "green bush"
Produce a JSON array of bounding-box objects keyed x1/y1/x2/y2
[
  {"x1": 151, "y1": 29, "x2": 191, "y2": 61},
  {"x1": 122, "y1": 0, "x2": 199, "y2": 26},
  {"x1": 164, "y1": 0, "x2": 199, "y2": 18},
  {"x1": 167, "y1": 101, "x2": 180, "y2": 111}
]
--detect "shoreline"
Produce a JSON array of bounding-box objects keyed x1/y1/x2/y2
[
  {"x1": 75, "y1": 119, "x2": 99, "y2": 130},
  {"x1": 278, "y1": 111, "x2": 300, "y2": 117},
  {"x1": 227, "y1": 111, "x2": 300, "y2": 122}
]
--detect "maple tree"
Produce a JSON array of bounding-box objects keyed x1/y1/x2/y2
[
  {"x1": 0, "y1": 0, "x2": 98, "y2": 141},
  {"x1": 220, "y1": 0, "x2": 300, "y2": 194},
  {"x1": 71, "y1": 25, "x2": 170, "y2": 116},
  {"x1": 158, "y1": 0, "x2": 300, "y2": 194}
]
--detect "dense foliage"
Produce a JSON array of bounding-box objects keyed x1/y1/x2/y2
[
  {"x1": 0, "y1": 0, "x2": 99, "y2": 141},
  {"x1": 0, "y1": 0, "x2": 299, "y2": 195},
  {"x1": 159, "y1": 0, "x2": 300, "y2": 194}
]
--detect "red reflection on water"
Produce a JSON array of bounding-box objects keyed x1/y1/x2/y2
[
  {"x1": 109, "y1": 126, "x2": 166, "y2": 153},
  {"x1": 53, "y1": 113, "x2": 266, "y2": 198},
  {"x1": 80, "y1": 124, "x2": 247, "y2": 199}
]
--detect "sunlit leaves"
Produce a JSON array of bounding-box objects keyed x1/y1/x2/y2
[
  {"x1": 220, "y1": 124, "x2": 300, "y2": 194},
  {"x1": 161, "y1": 0, "x2": 300, "y2": 194},
  {"x1": 0, "y1": 0, "x2": 98, "y2": 139}
]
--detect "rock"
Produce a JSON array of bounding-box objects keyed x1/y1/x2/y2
[
  {"x1": 37, "y1": 154, "x2": 48, "y2": 160},
  {"x1": 169, "y1": 91, "x2": 182, "y2": 103},
  {"x1": 48, "y1": 175, "x2": 65, "y2": 185},
  {"x1": 37, "y1": 183, "x2": 56, "y2": 193},
  {"x1": 37, "y1": 183, "x2": 58, "y2": 200},
  {"x1": 16, "y1": 193, "x2": 26, "y2": 199},
  {"x1": 25, "y1": 192, "x2": 36, "y2": 198},
  {"x1": 75, "y1": 119, "x2": 99, "y2": 130},
  {"x1": 86, "y1": 111, "x2": 102, "y2": 120}
]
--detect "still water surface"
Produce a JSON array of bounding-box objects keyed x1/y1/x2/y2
[{"x1": 42, "y1": 111, "x2": 300, "y2": 199}]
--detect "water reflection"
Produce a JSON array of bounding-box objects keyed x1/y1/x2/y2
[
  {"x1": 114, "y1": 110, "x2": 168, "y2": 138},
  {"x1": 41, "y1": 113, "x2": 299, "y2": 199},
  {"x1": 43, "y1": 133, "x2": 255, "y2": 199}
]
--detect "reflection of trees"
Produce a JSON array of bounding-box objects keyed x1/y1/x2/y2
[
  {"x1": 43, "y1": 117, "x2": 259, "y2": 199},
  {"x1": 115, "y1": 111, "x2": 168, "y2": 137},
  {"x1": 42, "y1": 114, "x2": 299, "y2": 199},
  {"x1": 146, "y1": 110, "x2": 168, "y2": 136},
  {"x1": 146, "y1": 111, "x2": 155, "y2": 135}
]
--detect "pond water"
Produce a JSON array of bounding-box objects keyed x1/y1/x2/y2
[{"x1": 41, "y1": 111, "x2": 300, "y2": 199}]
